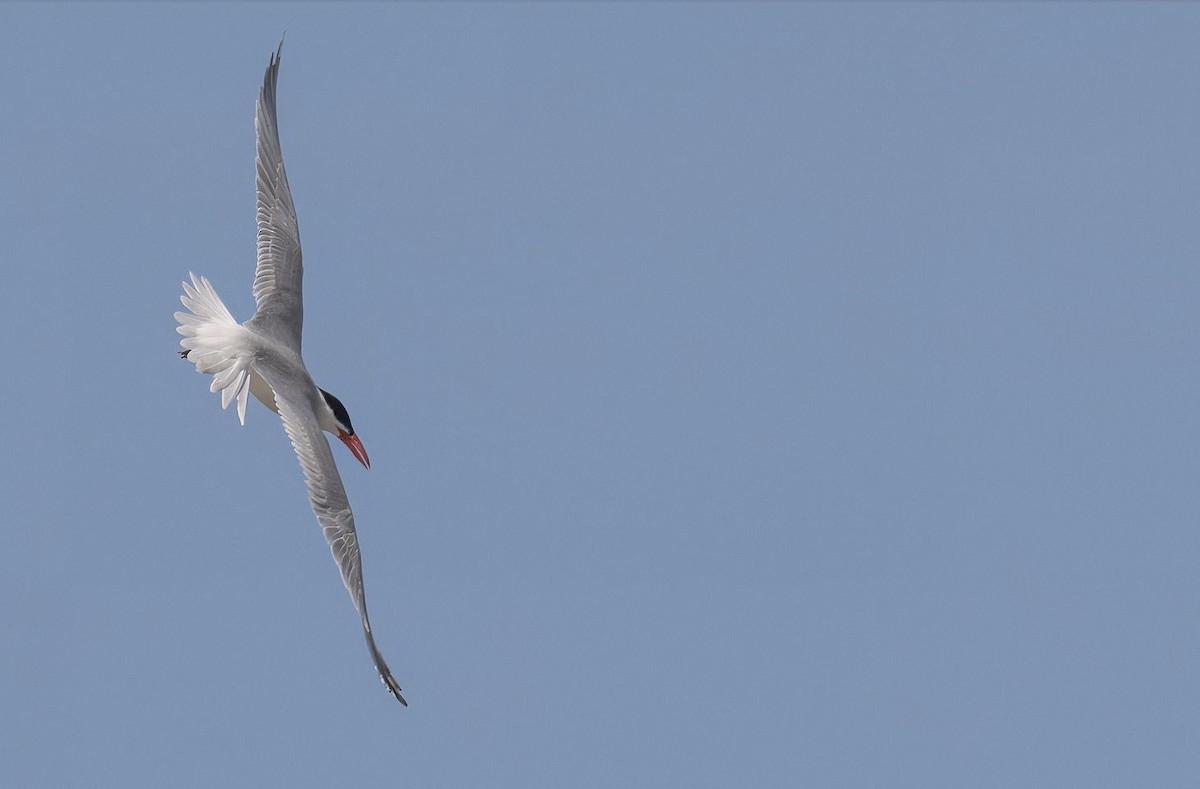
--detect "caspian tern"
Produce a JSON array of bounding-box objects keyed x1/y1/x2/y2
[{"x1": 175, "y1": 43, "x2": 406, "y2": 705}]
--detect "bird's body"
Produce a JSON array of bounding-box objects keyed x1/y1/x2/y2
[{"x1": 175, "y1": 43, "x2": 406, "y2": 705}]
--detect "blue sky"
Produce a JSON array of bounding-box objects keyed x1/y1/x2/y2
[{"x1": 3, "y1": 3, "x2": 1199, "y2": 787}]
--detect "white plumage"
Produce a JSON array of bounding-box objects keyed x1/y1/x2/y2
[{"x1": 175, "y1": 42, "x2": 406, "y2": 705}]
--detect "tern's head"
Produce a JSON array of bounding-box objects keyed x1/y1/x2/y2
[{"x1": 319, "y1": 388, "x2": 371, "y2": 470}]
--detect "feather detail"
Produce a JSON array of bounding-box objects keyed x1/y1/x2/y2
[{"x1": 175, "y1": 273, "x2": 254, "y2": 425}]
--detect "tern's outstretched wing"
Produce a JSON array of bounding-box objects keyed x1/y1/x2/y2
[
  {"x1": 254, "y1": 361, "x2": 407, "y2": 705},
  {"x1": 247, "y1": 41, "x2": 305, "y2": 354}
]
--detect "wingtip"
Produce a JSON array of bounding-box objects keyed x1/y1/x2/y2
[
  {"x1": 383, "y1": 674, "x2": 408, "y2": 706},
  {"x1": 264, "y1": 39, "x2": 284, "y2": 91}
]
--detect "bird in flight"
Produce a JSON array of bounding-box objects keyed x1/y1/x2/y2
[{"x1": 175, "y1": 42, "x2": 407, "y2": 705}]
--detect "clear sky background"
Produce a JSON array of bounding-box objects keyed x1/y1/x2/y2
[{"x1": 2, "y1": 3, "x2": 1199, "y2": 787}]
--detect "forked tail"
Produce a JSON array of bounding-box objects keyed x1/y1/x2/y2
[{"x1": 175, "y1": 273, "x2": 254, "y2": 425}]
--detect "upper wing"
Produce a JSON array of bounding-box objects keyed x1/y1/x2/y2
[
  {"x1": 247, "y1": 41, "x2": 305, "y2": 353},
  {"x1": 254, "y1": 361, "x2": 407, "y2": 705}
]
